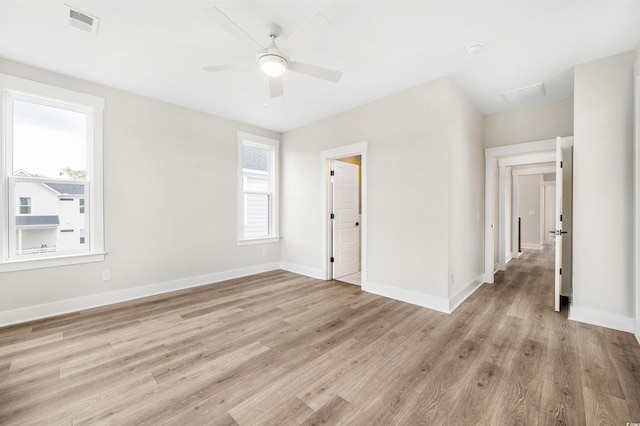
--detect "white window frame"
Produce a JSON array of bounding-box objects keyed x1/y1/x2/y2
[
  {"x1": 19, "y1": 196, "x2": 31, "y2": 214},
  {"x1": 0, "y1": 74, "x2": 105, "y2": 272},
  {"x1": 237, "y1": 131, "x2": 280, "y2": 245}
]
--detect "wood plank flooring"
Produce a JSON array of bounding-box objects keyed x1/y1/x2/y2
[{"x1": 1, "y1": 246, "x2": 640, "y2": 425}]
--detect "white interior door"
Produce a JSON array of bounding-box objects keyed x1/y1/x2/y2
[
  {"x1": 332, "y1": 160, "x2": 360, "y2": 280},
  {"x1": 554, "y1": 137, "x2": 564, "y2": 312}
]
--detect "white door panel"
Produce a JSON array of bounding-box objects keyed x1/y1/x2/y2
[
  {"x1": 332, "y1": 160, "x2": 360, "y2": 280},
  {"x1": 554, "y1": 136, "x2": 573, "y2": 312},
  {"x1": 554, "y1": 137, "x2": 563, "y2": 312}
]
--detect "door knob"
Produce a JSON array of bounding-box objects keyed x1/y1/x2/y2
[{"x1": 355, "y1": 222, "x2": 359, "y2": 226}]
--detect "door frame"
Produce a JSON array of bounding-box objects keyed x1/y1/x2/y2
[
  {"x1": 484, "y1": 138, "x2": 557, "y2": 283},
  {"x1": 321, "y1": 141, "x2": 368, "y2": 284}
]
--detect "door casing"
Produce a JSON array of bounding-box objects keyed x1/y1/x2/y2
[{"x1": 321, "y1": 142, "x2": 368, "y2": 284}]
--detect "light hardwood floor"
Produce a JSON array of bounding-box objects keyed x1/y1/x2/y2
[{"x1": 1, "y1": 247, "x2": 640, "y2": 425}]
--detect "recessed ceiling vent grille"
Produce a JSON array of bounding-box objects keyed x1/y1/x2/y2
[
  {"x1": 65, "y1": 5, "x2": 99, "y2": 35},
  {"x1": 501, "y1": 82, "x2": 546, "y2": 104}
]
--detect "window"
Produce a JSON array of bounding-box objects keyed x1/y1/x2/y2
[
  {"x1": 237, "y1": 132, "x2": 279, "y2": 244},
  {"x1": 19, "y1": 197, "x2": 31, "y2": 214},
  {"x1": 0, "y1": 74, "x2": 105, "y2": 272}
]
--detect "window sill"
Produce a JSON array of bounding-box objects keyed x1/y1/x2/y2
[
  {"x1": 0, "y1": 252, "x2": 106, "y2": 273},
  {"x1": 238, "y1": 236, "x2": 281, "y2": 246}
]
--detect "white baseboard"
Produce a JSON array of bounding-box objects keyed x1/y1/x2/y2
[
  {"x1": 449, "y1": 275, "x2": 484, "y2": 312},
  {"x1": 0, "y1": 262, "x2": 281, "y2": 327},
  {"x1": 568, "y1": 305, "x2": 634, "y2": 333},
  {"x1": 363, "y1": 281, "x2": 450, "y2": 314},
  {"x1": 521, "y1": 243, "x2": 543, "y2": 250},
  {"x1": 279, "y1": 262, "x2": 324, "y2": 280}
]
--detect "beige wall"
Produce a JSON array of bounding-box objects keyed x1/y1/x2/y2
[
  {"x1": 484, "y1": 97, "x2": 574, "y2": 148},
  {"x1": 0, "y1": 59, "x2": 281, "y2": 319},
  {"x1": 447, "y1": 80, "x2": 484, "y2": 298},
  {"x1": 281, "y1": 76, "x2": 484, "y2": 309},
  {"x1": 572, "y1": 50, "x2": 635, "y2": 320},
  {"x1": 518, "y1": 174, "x2": 542, "y2": 248}
]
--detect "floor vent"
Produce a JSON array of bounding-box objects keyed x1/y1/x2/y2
[
  {"x1": 66, "y1": 5, "x2": 99, "y2": 35},
  {"x1": 501, "y1": 82, "x2": 546, "y2": 104}
]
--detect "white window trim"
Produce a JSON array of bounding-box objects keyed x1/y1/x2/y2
[
  {"x1": 0, "y1": 74, "x2": 105, "y2": 272},
  {"x1": 237, "y1": 131, "x2": 280, "y2": 245}
]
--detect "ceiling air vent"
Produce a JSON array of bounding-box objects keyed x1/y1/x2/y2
[
  {"x1": 501, "y1": 82, "x2": 546, "y2": 104},
  {"x1": 65, "y1": 5, "x2": 99, "y2": 35}
]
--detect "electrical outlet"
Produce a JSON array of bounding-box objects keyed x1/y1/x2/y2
[
  {"x1": 261, "y1": 249, "x2": 267, "y2": 257},
  {"x1": 102, "y1": 270, "x2": 111, "y2": 281}
]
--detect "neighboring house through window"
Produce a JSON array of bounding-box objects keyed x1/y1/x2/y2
[
  {"x1": 237, "y1": 131, "x2": 279, "y2": 244},
  {"x1": 0, "y1": 74, "x2": 105, "y2": 271}
]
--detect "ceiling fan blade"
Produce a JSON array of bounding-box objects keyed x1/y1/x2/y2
[
  {"x1": 202, "y1": 64, "x2": 242, "y2": 73},
  {"x1": 268, "y1": 76, "x2": 284, "y2": 98},
  {"x1": 203, "y1": 6, "x2": 265, "y2": 52},
  {"x1": 280, "y1": 12, "x2": 331, "y2": 53},
  {"x1": 288, "y1": 61, "x2": 343, "y2": 83}
]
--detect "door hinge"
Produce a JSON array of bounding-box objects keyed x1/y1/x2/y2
[
  {"x1": 330, "y1": 170, "x2": 335, "y2": 176},
  {"x1": 560, "y1": 214, "x2": 563, "y2": 221},
  {"x1": 560, "y1": 161, "x2": 563, "y2": 168},
  {"x1": 330, "y1": 213, "x2": 335, "y2": 219},
  {"x1": 559, "y1": 268, "x2": 563, "y2": 275},
  {"x1": 330, "y1": 257, "x2": 335, "y2": 263}
]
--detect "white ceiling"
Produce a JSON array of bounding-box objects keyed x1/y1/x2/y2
[{"x1": 1, "y1": 1, "x2": 639, "y2": 132}]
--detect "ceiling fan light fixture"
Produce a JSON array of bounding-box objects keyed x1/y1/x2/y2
[{"x1": 259, "y1": 54, "x2": 288, "y2": 77}]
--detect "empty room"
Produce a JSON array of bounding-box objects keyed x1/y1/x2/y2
[{"x1": 1, "y1": 1, "x2": 640, "y2": 424}]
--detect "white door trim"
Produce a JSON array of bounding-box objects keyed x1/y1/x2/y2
[
  {"x1": 321, "y1": 142, "x2": 368, "y2": 286},
  {"x1": 484, "y1": 139, "x2": 557, "y2": 283}
]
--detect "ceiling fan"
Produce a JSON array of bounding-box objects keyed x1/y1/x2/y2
[{"x1": 202, "y1": 6, "x2": 343, "y2": 98}]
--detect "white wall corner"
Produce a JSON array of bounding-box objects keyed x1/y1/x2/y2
[
  {"x1": 279, "y1": 262, "x2": 325, "y2": 280},
  {"x1": 449, "y1": 275, "x2": 484, "y2": 313},
  {"x1": 568, "y1": 304, "x2": 635, "y2": 333},
  {"x1": 0, "y1": 262, "x2": 281, "y2": 327},
  {"x1": 363, "y1": 281, "x2": 450, "y2": 314}
]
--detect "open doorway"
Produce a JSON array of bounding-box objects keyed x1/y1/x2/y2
[
  {"x1": 484, "y1": 137, "x2": 573, "y2": 311},
  {"x1": 321, "y1": 142, "x2": 368, "y2": 287}
]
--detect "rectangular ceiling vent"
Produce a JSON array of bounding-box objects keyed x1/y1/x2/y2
[
  {"x1": 65, "y1": 5, "x2": 99, "y2": 35},
  {"x1": 501, "y1": 82, "x2": 546, "y2": 104}
]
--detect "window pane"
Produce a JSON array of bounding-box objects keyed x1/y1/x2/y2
[
  {"x1": 19, "y1": 197, "x2": 31, "y2": 214},
  {"x1": 244, "y1": 193, "x2": 269, "y2": 237},
  {"x1": 12, "y1": 99, "x2": 87, "y2": 179},
  {"x1": 242, "y1": 145, "x2": 269, "y2": 172},
  {"x1": 13, "y1": 179, "x2": 87, "y2": 256}
]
